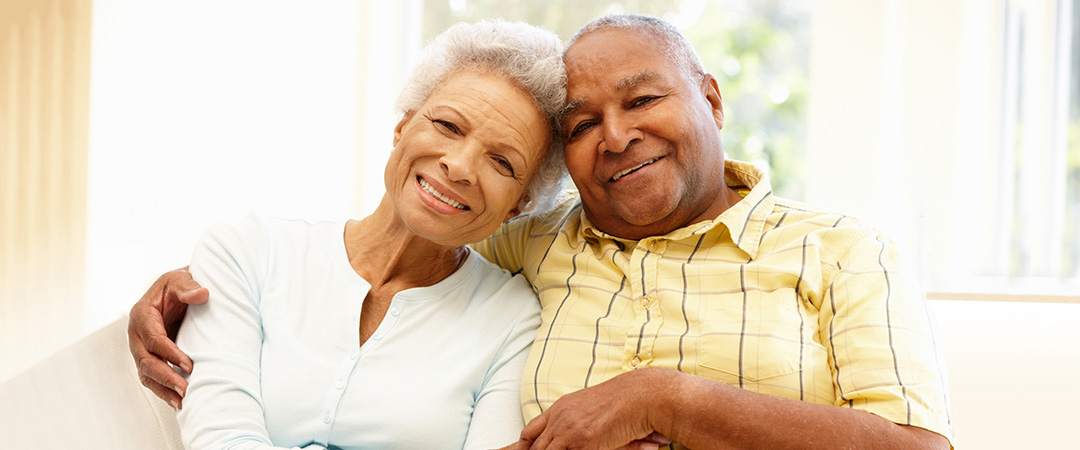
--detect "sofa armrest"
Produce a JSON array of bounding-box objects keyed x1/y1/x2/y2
[{"x1": 0, "y1": 316, "x2": 183, "y2": 449}]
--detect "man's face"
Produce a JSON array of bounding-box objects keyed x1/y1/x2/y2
[{"x1": 562, "y1": 28, "x2": 730, "y2": 240}]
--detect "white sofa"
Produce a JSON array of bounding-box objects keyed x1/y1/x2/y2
[{"x1": 0, "y1": 317, "x2": 184, "y2": 449}]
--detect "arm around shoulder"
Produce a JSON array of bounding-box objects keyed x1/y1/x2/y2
[{"x1": 175, "y1": 215, "x2": 287, "y2": 449}]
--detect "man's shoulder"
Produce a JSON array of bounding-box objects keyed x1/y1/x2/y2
[
  {"x1": 766, "y1": 197, "x2": 887, "y2": 257},
  {"x1": 772, "y1": 196, "x2": 866, "y2": 226}
]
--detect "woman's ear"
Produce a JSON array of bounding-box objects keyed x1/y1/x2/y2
[
  {"x1": 504, "y1": 193, "x2": 531, "y2": 222},
  {"x1": 393, "y1": 111, "x2": 415, "y2": 147}
]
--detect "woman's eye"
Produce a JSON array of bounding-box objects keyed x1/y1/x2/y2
[
  {"x1": 494, "y1": 157, "x2": 515, "y2": 176},
  {"x1": 434, "y1": 119, "x2": 460, "y2": 134}
]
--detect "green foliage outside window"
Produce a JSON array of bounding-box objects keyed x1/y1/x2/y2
[{"x1": 421, "y1": 0, "x2": 811, "y2": 199}]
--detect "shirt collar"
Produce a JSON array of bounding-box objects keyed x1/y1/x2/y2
[{"x1": 579, "y1": 159, "x2": 775, "y2": 258}]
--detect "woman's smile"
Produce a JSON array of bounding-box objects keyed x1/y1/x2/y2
[{"x1": 416, "y1": 175, "x2": 470, "y2": 212}]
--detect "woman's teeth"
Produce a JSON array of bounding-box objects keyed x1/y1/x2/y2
[
  {"x1": 611, "y1": 157, "x2": 660, "y2": 181},
  {"x1": 419, "y1": 177, "x2": 468, "y2": 210}
]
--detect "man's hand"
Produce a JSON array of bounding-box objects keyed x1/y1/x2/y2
[
  {"x1": 519, "y1": 365, "x2": 949, "y2": 450},
  {"x1": 516, "y1": 368, "x2": 674, "y2": 450},
  {"x1": 127, "y1": 266, "x2": 208, "y2": 409}
]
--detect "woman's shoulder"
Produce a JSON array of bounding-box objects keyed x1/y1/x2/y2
[
  {"x1": 460, "y1": 251, "x2": 538, "y2": 313},
  {"x1": 200, "y1": 214, "x2": 343, "y2": 250}
]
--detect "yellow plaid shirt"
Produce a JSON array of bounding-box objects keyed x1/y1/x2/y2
[{"x1": 473, "y1": 160, "x2": 953, "y2": 446}]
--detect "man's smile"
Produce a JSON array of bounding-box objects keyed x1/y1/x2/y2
[{"x1": 609, "y1": 156, "x2": 663, "y2": 182}]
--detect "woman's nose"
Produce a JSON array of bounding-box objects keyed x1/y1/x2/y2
[{"x1": 439, "y1": 143, "x2": 479, "y2": 185}]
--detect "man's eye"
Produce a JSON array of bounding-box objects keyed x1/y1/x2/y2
[
  {"x1": 569, "y1": 121, "x2": 595, "y2": 139},
  {"x1": 631, "y1": 96, "x2": 657, "y2": 107},
  {"x1": 434, "y1": 119, "x2": 460, "y2": 134}
]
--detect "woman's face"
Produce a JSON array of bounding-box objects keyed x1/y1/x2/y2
[{"x1": 385, "y1": 70, "x2": 550, "y2": 246}]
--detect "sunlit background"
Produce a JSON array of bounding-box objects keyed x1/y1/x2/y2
[{"x1": 2, "y1": 0, "x2": 1078, "y2": 448}]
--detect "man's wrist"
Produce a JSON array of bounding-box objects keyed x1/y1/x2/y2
[{"x1": 640, "y1": 367, "x2": 686, "y2": 437}]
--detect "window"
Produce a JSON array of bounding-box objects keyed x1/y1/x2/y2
[{"x1": 977, "y1": 0, "x2": 1079, "y2": 293}]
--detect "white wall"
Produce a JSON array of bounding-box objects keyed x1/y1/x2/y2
[
  {"x1": 0, "y1": 0, "x2": 423, "y2": 386},
  {"x1": 807, "y1": 0, "x2": 976, "y2": 290},
  {"x1": 931, "y1": 298, "x2": 1080, "y2": 449},
  {"x1": 83, "y1": 0, "x2": 419, "y2": 334}
]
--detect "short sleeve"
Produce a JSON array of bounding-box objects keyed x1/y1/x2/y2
[{"x1": 819, "y1": 231, "x2": 953, "y2": 444}]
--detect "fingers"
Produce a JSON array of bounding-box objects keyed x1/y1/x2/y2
[
  {"x1": 128, "y1": 326, "x2": 188, "y2": 408},
  {"x1": 519, "y1": 412, "x2": 561, "y2": 450},
  {"x1": 128, "y1": 265, "x2": 200, "y2": 408},
  {"x1": 177, "y1": 286, "x2": 209, "y2": 305},
  {"x1": 131, "y1": 298, "x2": 194, "y2": 372},
  {"x1": 617, "y1": 441, "x2": 664, "y2": 450},
  {"x1": 144, "y1": 329, "x2": 193, "y2": 374},
  {"x1": 519, "y1": 411, "x2": 548, "y2": 443},
  {"x1": 170, "y1": 266, "x2": 208, "y2": 305},
  {"x1": 140, "y1": 373, "x2": 183, "y2": 410},
  {"x1": 639, "y1": 432, "x2": 672, "y2": 445},
  {"x1": 520, "y1": 431, "x2": 555, "y2": 450}
]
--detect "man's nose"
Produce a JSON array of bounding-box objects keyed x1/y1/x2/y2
[{"x1": 599, "y1": 113, "x2": 643, "y2": 154}]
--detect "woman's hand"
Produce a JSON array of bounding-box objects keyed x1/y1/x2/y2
[{"x1": 127, "y1": 266, "x2": 208, "y2": 409}]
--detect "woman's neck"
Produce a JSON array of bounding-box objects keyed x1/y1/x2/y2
[{"x1": 344, "y1": 195, "x2": 469, "y2": 292}]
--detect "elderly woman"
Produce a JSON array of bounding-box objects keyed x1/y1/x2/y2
[{"x1": 174, "y1": 20, "x2": 566, "y2": 450}]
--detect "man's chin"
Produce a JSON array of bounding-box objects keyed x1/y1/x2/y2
[{"x1": 585, "y1": 206, "x2": 681, "y2": 240}]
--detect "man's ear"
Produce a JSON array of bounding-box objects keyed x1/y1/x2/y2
[
  {"x1": 393, "y1": 111, "x2": 415, "y2": 147},
  {"x1": 702, "y1": 73, "x2": 724, "y2": 130},
  {"x1": 504, "y1": 193, "x2": 531, "y2": 222}
]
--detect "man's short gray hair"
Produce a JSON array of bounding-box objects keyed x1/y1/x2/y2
[
  {"x1": 569, "y1": 14, "x2": 706, "y2": 82},
  {"x1": 395, "y1": 20, "x2": 567, "y2": 215}
]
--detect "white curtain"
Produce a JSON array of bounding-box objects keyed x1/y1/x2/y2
[{"x1": 0, "y1": 0, "x2": 92, "y2": 384}]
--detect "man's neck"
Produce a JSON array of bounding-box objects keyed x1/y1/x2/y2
[{"x1": 586, "y1": 185, "x2": 746, "y2": 241}]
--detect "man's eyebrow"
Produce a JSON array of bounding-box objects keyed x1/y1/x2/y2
[
  {"x1": 563, "y1": 70, "x2": 662, "y2": 118},
  {"x1": 563, "y1": 98, "x2": 586, "y2": 117},
  {"x1": 615, "y1": 70, "x2": 660, "y2": 91}
]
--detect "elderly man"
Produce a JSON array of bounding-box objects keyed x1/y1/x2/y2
[{"x1": 130, "y1": 14, "x2": 952, "y2": 450}]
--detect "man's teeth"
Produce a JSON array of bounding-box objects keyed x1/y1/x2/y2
[
  {"x1": 611, "y1": 158, "x2": 660, "y2": 181},
  {"x1": 419, "y1": 177, "x2": 468, "y2": 210}
]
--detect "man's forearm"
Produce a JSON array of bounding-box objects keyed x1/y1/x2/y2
[{"x1": 646, "y1": 368, "x2": 949, "y2": 450}]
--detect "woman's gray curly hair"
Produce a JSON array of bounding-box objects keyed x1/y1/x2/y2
[{"x1": 395, "y1": 20, "x2": 567, "y2": 215}]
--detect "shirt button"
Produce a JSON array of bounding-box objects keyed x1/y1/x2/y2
[
  {"x1": 335, "y1": 380, "x2": 344, "y2": 389},
  {"x1": 350, "y1": 351, "x2": 359, "y2": 360},
  {"x1": 629, "y1": 355, "x2": 641, "y2": 368},
  {"x1": 641, "y1": 296, "x2": 652, "y2": 309},
  {"x1": 323, "y1": 415, "x2": 331, "y2": 424},
  {"x1": 390, "y1": 307, "x2": 401, "y2": 316}
]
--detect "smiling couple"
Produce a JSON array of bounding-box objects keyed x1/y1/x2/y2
[{"x1": 128, "y1": 14, "x2": 953, "y2": 450}]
